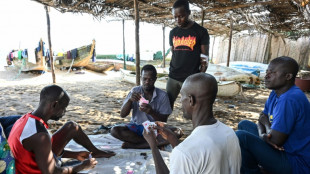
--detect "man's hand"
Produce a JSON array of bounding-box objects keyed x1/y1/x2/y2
[
  {"x1": 262, "y1": 133, "x2": 284, "y2": 151},
  {"x1": 143, "y1": 128, "x2": 158, "y2": 148},
  {"x1": 80, "y1": 158, "x2": 98, "y2": 171},
  {"x1": 200, "y1": 57, "x2": 208, "y2": 72},
  {"x1": 139, "y1": 103, "x2": 153, "y2": 114},
  {"x1": 155, "y1": 121, "x2": 180, "y2": 147},
  {"x1": 129, "y1": 92, "x2": 141, "y2": 102}
]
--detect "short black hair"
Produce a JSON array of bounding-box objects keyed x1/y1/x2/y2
[
  {"x1": 40, "y1": 85, "x2": 70, "y2": 106},
  {"x1": 173, "y1": 0, "x2": 190, "y2": 12},
  {"x1": 270, "y1": 56, "x2": 299, "y2": 78},
  {"x1": 141, "y1": 64, "x2": 157, "y2": 78}
]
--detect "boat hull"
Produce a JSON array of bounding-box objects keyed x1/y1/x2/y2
[
  {"x1": 120, "y1": 69, "x2": 241, "y2": 97},
  {"x1": 54, "y1": 40, "x2": 95, "y2": 68}
]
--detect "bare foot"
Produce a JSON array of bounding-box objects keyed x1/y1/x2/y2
[{"x1": 92, "y1": 150, "x2": 116, "y2": 158}]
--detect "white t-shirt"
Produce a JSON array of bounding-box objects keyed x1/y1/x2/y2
[{"x1": 170, "y1": 121, "x2": 241, "y2": 174}]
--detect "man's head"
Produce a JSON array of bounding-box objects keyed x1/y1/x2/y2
[
  {"x1": 172, "y1": 0, "x2": 191, "y2": 28},
  {"x1": 141, "y1": 64, "x2": 157, "y2": 92},
  {"x1": 39, "y1": 85, "x2": 70, "y2": 121},
  {"x1": 265, "y1": 56, "x2": 299, "y2": 90},
  {"x1": 180, "y1": 73, "x2": 218, "y2": 120}
]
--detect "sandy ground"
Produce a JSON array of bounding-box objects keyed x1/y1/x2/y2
[{"x1": 1, "y1": 68, "x2": 309, "y2": 140}]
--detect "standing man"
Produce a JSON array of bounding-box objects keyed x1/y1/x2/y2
[
  {"x1": 144, "y1": 73, "x2": 241, "y2": 174},
  {"x1": 8, "y1": 85, "x2": 115, "y2": 174},
  {"x1": 236, "y1": 56, "x2": 310, "y2": 174},
  {"x1": 167, "y1": 0, "x2": 210, "y2": 109},
  {"x1": 111, "y1": 64, "x2": 173, "y2": 149}
]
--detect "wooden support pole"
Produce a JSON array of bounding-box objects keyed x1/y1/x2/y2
[
  {"x1": 134, "y1": 0, "x2": 140, "y2": 85},
  {"x1": 162, "y1": 25, "x2": 166, "y2": 68},
  {"x1": 201, "y1": 9, "x2": 205, "y2": 27},
  {"x1": 122, "y1": 19, "x2": 126, "y2": 70},
  {"x1": 227, "y1": 17, "x2": 233, "y2": 67},
  {"x1": 211, "y1": 36, "x2": 215, "y2": 63},
  {"x1": 45, "y1": 6, "x2": 56, "y2": 83},
  {"x1": 263, "y1": 33, "x2": 272, "y2": 64}
]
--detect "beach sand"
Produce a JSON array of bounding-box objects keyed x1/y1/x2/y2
[{"x1": 1, "y1": 68, "x2": 309, "y2": 139}]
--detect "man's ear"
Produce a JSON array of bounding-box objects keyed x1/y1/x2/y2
[
  {"x1": 52, "y1": 101, "x2": 59, "y2": 108},
  {"x1": 189, "y1": 95, "x2": 195, "y2": 106},
  {"x1": 286, "y1": 73, "x2": 293, "y2": 80}
]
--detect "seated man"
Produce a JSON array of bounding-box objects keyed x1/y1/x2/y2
[
  {"x1": 143, "y1": 73, "x2": 241, "y2": 174},
  {"x1": 111, "y1": 64, "x2": 173, "y2": 149},
  {"x1": 236, "y1": 56, "x2": 310, "y2": 174},
  {"x1": 0, "y1": 115, "x2": 21, "y2": 138},
  {"x1": 8, "y1": 85, "x2": 115, "y2": 174}
]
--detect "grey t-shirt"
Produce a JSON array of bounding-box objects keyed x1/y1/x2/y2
[{"x1": 123, "y1": 86, "x2": 172, "y2": 125}]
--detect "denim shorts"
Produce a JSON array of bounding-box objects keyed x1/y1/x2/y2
[{"x1": 126, "y1": 123, "x2": 144, "y2": 137}]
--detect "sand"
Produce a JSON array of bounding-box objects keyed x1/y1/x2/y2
[{"x1": 1, "y1": 68, "x2": 309, "y2": 139}]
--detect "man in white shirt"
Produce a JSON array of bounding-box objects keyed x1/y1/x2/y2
[{"x1": 143, "y1": 73, "x2": 241, "y2": 174}]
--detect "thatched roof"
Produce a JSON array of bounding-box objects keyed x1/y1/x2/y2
[{"x1": 34, "y1": 0, "x2": 310, "y2": 38}]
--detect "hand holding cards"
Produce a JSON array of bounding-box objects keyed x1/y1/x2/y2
[
  {"x1": 139, "y1": 96, "x2": 149, "y2": 106},
  {"x1": 142, "y1": 121, "x2": 158, "y2": 136}
]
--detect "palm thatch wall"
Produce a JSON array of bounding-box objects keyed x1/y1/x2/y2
[{"x1": 211, "y1": 34, "x2": 310, "y2": 70}]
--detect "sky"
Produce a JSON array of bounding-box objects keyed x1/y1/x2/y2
[{"x1": 0, "y1": 0, "x2": 172, "y2": 68}]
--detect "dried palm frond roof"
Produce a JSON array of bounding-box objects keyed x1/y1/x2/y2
[{"x1": 34, "y1": 0, "x2": 310, "y2": 38}]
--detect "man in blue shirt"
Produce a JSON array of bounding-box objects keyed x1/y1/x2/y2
[{"x1": 236, "y1": 56, "x2": 310, "y2": 174}]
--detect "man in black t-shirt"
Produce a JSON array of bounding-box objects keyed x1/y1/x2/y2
[{"x1": 167, "y1": 0, "x2": 210, "y2": 110}]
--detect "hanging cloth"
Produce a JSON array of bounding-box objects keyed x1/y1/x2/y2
[
  {"x1": 67, "y1": 51, "x2": 71, "y2": 59},
  {"x1": 71, "y1": 48, "x2": 78, "y2": 59},
  {"x1": 18, "y1": 50, "x2": 22, "y2": 59}
]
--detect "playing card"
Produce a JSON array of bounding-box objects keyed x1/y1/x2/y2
[
  {"x1": 142, "y1": 121, "x2": 158, "y2": 136},
  {"x1": 139, "y1": 96, "x2": 149, "y2": 106}
]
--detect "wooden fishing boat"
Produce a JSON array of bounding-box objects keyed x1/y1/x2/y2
[
  {"x1": 120, "y1": 68, "x2": 241, "y2": 97},
  {"x1": 7, "y1": 39, "x2": 47, "y2": 72},
  {"x1": 85, "y1": 62, "x2": 114, "y2": 73},
  {"x1": 95, "y1": 59, "x2": 136, "y2": 71},
  {"x1": 54, "y1": 40, "x2": 95, "y2": 68},
  {"x1": 207, "y1": 63, "x2": 261, "y2": 86}
]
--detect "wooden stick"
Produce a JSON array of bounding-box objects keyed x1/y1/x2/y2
[
  {"x1": 45, "y1": 6, "x2": 56, "y2": 83},
  {"x1": 162, "y1": 24, "x2": 166, "y2": 68},
  {"x1": 134, "y1": 0, "x2": 140, "y2": 85},
  {"x1": 227, "y1": 17, "x2": 233, "y2": 67},
  {"x1": 122, "y1": 19, "x2": 126, "y2": 70},
  {"x1": 201, "y1": 8, "x2": 205, "y2": 27}
]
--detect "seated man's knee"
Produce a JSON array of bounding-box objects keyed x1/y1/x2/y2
[
  {"x1": 64, "y1": 121, "x2": 80, "y2": 132},
  {"x1": 110, "y1": 126, "x2": 121, "y2": 138},
  {"x1": 238, "y1": 120, "x2": 252, "y2": 130},
  {"x1": 235, "y1": 130, "x2": 250, "y2": 146}
]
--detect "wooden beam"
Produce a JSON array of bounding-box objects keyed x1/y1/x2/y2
[
  {"x1": 44, "y1": 6, "x2": 56, "y2": 83},
  {"x1": 201, "y1": 8, "x2": 205, "y2": 27},
  {"x1": 162, "y1": 25, "x2": 166, "y2": 68},
  {"x1": 72, "y1": 0, "x2": 84, "y2": 9},
  {"x1": 204, "y1": 1, "x2": 277, "y2": 12},
  {"x1": 134, "y1": 0, "x2": 140, "y2": 85},
  {"x1": 137, "y1": 0, "x2": 167, "y2": 11},
  {"x1": 227, "y1": 17, "x2": 233, "y2": 67},
  {"x1": 123, "y1": 19, "x2": 126, "y2": 70}
]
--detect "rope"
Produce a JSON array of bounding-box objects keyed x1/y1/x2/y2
[
  {"x1": 11, "y1": 58, "x2": 26, "y2": 80},
  {"x1": 67, "y1": 58, "x2": 75, "y2": 73}
]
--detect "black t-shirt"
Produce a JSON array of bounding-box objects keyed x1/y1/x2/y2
[{"x1": 169, "y1": 22, "x2": 209, "y2": 82}]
